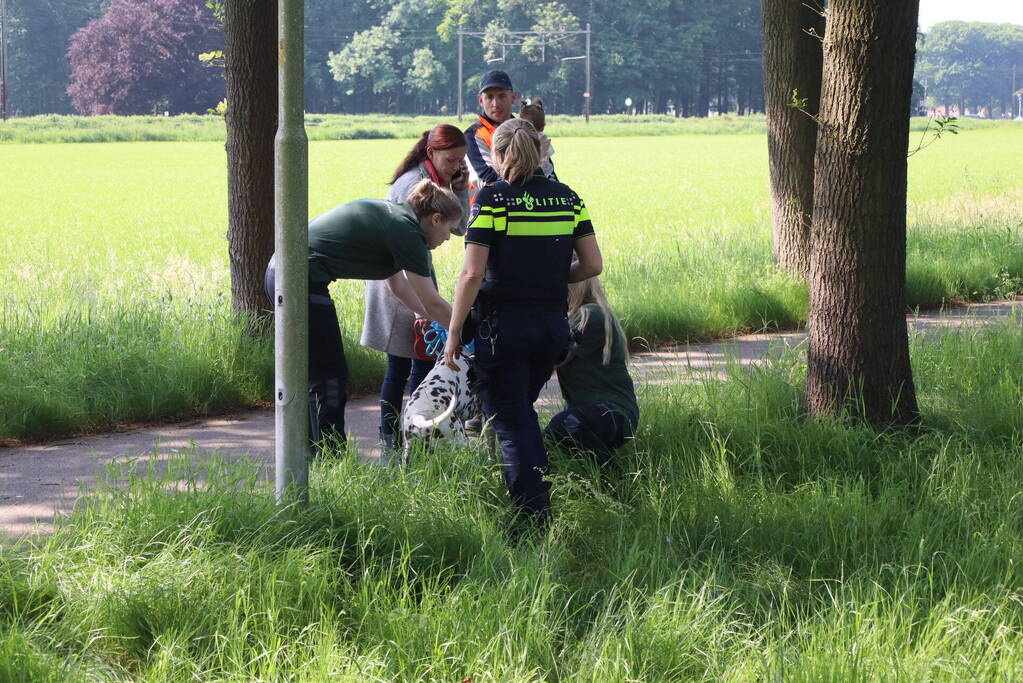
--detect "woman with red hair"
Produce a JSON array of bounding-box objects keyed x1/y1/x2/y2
[{"x1": 361, "y1": 124, "x2": 470, "y2": 456}]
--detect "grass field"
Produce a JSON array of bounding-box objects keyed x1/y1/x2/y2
[
  {"x1": 2, "y1": 116, "x2": 1023, "y2": 678},
  {"x1": 2, "y1": 320, "x2": 1023, "y2": 679},
  {"x1": 1, "y1": 122, "x2": 1022, "y2": 440}
]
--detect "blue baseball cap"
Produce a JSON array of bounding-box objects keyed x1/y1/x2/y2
[{"x1": 478, "y1": 70, "x2": 514, "y2": 94}]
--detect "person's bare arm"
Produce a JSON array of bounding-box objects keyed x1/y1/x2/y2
[
  {"x1": 387, "y1": 272, "x2": 452, "y2": 326},
  {"x1": 384, "y1": 271, "x2": 426, "y2": 315},
  {"x1": 443, "y1": 244, "x2": 489, "y2": 370},
  {"x1": 569, "y1": 234, "x2": 603, "y2": 282}
]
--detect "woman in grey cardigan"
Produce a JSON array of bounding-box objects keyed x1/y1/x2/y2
[{"x1": 361, "y1": 124, "x2": 470, "y2": 450}]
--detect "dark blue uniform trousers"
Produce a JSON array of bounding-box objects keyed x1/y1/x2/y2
[
  {"x1": 265, "y1": 264, "x2": 348, "y2": 447},
  {"x1": 473, "y1": 307, "x2": 569, "y2": 522}
]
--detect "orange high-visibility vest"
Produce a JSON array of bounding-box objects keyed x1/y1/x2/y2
[
  {"x1": 475, "y1": 114, "x2": 496, "y2": 149},
  {"x1": 469, "y1": 115, "x2": 499, "y2": 209}
]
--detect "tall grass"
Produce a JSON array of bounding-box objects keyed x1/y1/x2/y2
[
  {"x1": 2, "y1": 321, "x2": 1023, "y2": 679},
  {"x1": 1, "y1": 112, "x2": 1016, "y2": 143},
  {"x1": 1, "y1": 128, "x2": 1021, "y2": 440}
]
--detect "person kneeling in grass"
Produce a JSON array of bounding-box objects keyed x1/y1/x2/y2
[
  {"x1": 264, "y1": 179, "x2": 461, "y2": 451},
  {"x1": 545, "y1": 277, "x2": 639, "y2": 465}
]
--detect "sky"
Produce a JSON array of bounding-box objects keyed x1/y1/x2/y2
[{"x1": 918, "y1": 0, "x2": 1023, "y2": 30}]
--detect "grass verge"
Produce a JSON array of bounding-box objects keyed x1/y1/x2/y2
[
  {"x1": 2, "y1": 130, "x2": 1021, "y2": 440},
  {"x1": 2, "y1": 320, "x2": 1022, "y2": 679}
]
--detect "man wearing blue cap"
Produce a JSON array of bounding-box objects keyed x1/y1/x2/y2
[
  {"x1": 463, "y1": 70, "x2": 558, "y2": 200},
  {"x1": 464, "y1": 70, "x2": 518, "y2": 192}
]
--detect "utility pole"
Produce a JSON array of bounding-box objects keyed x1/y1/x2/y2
[
  {"x1": 584, "y1": 23, "x2": 591, "y2": 122},
  {"x1": 1, "y1": 0, "x2": 8, "y2": 121},
  {"x1": 457, "y1": 25, "x2": 594, "y2": 121},
  {"x1": 1013, "y1": 65, "x2": 1022, "y2": 121},
  {"x1": 457, "y1": 29, "x2": 463, "y2": 121},
  {"x1": 1014, "y1": 64, "x2": 1018, "y2": 116}
]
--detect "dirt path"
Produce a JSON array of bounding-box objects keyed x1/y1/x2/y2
[{"x1": 2, "y1": 301, "x2": 1018, "y2": 539}]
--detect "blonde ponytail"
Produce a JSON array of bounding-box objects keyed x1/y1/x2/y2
[
  {"x1": 567, "y1": 276, "x2": 626, "y2": 365},
  {"x1": 492, "y1": 118, "x2": 542, "y2": 184},
  {"x1": 405, "y1": 178, "x2": 462, "y2": 220}
]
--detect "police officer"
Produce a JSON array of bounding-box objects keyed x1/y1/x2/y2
[
  {"x1": 443, "y1": 118, "x2": 603, "y2": 528},
  {"x1": 265, "y1": 179, "x2": 462, "y2": 451}
]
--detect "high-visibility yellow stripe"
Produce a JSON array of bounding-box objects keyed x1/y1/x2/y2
[
  {"x1": 469, "y1": 214, "x2": 494, "y2": 230},
  {"x1": 507, "y1": 210, "x2": 576, "y2": 219},
  {"x1": 506, "y1": 220, "x2": 576, "y2": 236}
]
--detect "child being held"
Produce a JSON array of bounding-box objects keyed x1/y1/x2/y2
[{"x1": 518, "y1": 97, "x2": 556, "y2": 179}]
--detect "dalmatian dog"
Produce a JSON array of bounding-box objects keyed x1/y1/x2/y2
[{"x1": 401, "y1": 356, "x2": 480, "y2": 464}]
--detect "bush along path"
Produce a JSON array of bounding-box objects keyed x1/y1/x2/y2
[{"x1": 0, "y1": 300, "x2": 1018, "y2": 539}]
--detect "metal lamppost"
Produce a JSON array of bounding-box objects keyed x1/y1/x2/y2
[{"x1": 274, "y1": 0, "x2": 309, "y2": 506}]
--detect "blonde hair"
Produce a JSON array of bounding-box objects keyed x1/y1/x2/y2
[
  {"x1": 567, "y1": 276, "x2": 627, "y2": 365},
  {"x1": 491, "y1": 118, "x2": 541, "y2": 184},
  {"x1": 405, "y1": 178, "x2": 463, "y2": 220}
]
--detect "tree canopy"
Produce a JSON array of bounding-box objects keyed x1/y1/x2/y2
[
  {"x1": 66, "y1": 0, "x2": 224, "y2": 115},
  {"x1": 916, "y1": 21, "x2": 1023, "y2": 117},
  {"x1": 319, "y1": 0, "x2": 764, "y2": 116},
  {"x1": 4, "y1": 0, "x2": 1022, "y2": 117}
]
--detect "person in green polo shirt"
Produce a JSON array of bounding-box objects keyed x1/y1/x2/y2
[
  {"x1": 545, "y1": 276, "x2": 639, "y2": 466},
  {"x1": 265, "y1": 179, "x2": 463, "y2": 451}
]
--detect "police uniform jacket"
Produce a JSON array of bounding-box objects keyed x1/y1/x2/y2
[{"x1": 465, "y1": 170, "x2": 594, "y2": 311}]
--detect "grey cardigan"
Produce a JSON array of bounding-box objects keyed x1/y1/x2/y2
[{"x1": 359, "y1": 164, "x2": 469, "y2": 357}]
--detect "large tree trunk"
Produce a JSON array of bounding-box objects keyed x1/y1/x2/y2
[
  {"x1": 224, "y1": 0, "x2": 278, "y2": 317},
  {"x1": 806, "y1": 0, "x2": 920, "y2": 424},
  {"x1": 762, "y1": 0, "x2": 825, "y2": 278}
]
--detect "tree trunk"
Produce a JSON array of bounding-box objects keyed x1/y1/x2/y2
[
  {"x1": 224, "y1": 0, "x2": 278, "y2": 317},
  {"x1": 762, "y1": 0, "x2": 825, "y2": 278},
  {"x1": 806, "y1": 0, "x2": 920, "y2": 424}
]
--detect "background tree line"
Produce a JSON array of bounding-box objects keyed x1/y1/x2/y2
[
  {"x1": 4, "y1": 0, "x2": 1021, "y2": 118},
  {"x1": 916, "y1": 21, "x2": 1023, "y2": 117}
]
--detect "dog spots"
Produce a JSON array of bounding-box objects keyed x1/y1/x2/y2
[{"x1": 402, "y1": 360, "x2": 481, "y2": 465}]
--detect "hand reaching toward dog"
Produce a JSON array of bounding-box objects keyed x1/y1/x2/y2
[{"x1": 443, "y1": 328, "x2": 463, "y2": 371}]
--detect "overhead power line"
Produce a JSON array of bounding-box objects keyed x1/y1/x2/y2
[{"x1": 457, "y1": 25, "x2": 593, "y2": 122}]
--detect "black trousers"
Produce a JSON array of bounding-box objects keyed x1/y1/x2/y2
[
  {"x1": 544, "y1": 402, "x2": 634, "y2": 467},
  {"x1": 264, "y1": 262, "x2": 348, "y2": 448}
]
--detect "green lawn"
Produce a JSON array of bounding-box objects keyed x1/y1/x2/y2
[
  {"x1": 0, "y1": 124, "x2": 1021, "y2": 439},
  {"x1": 2, "y1": 117, "x2": 1023, "y2": 679}
]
